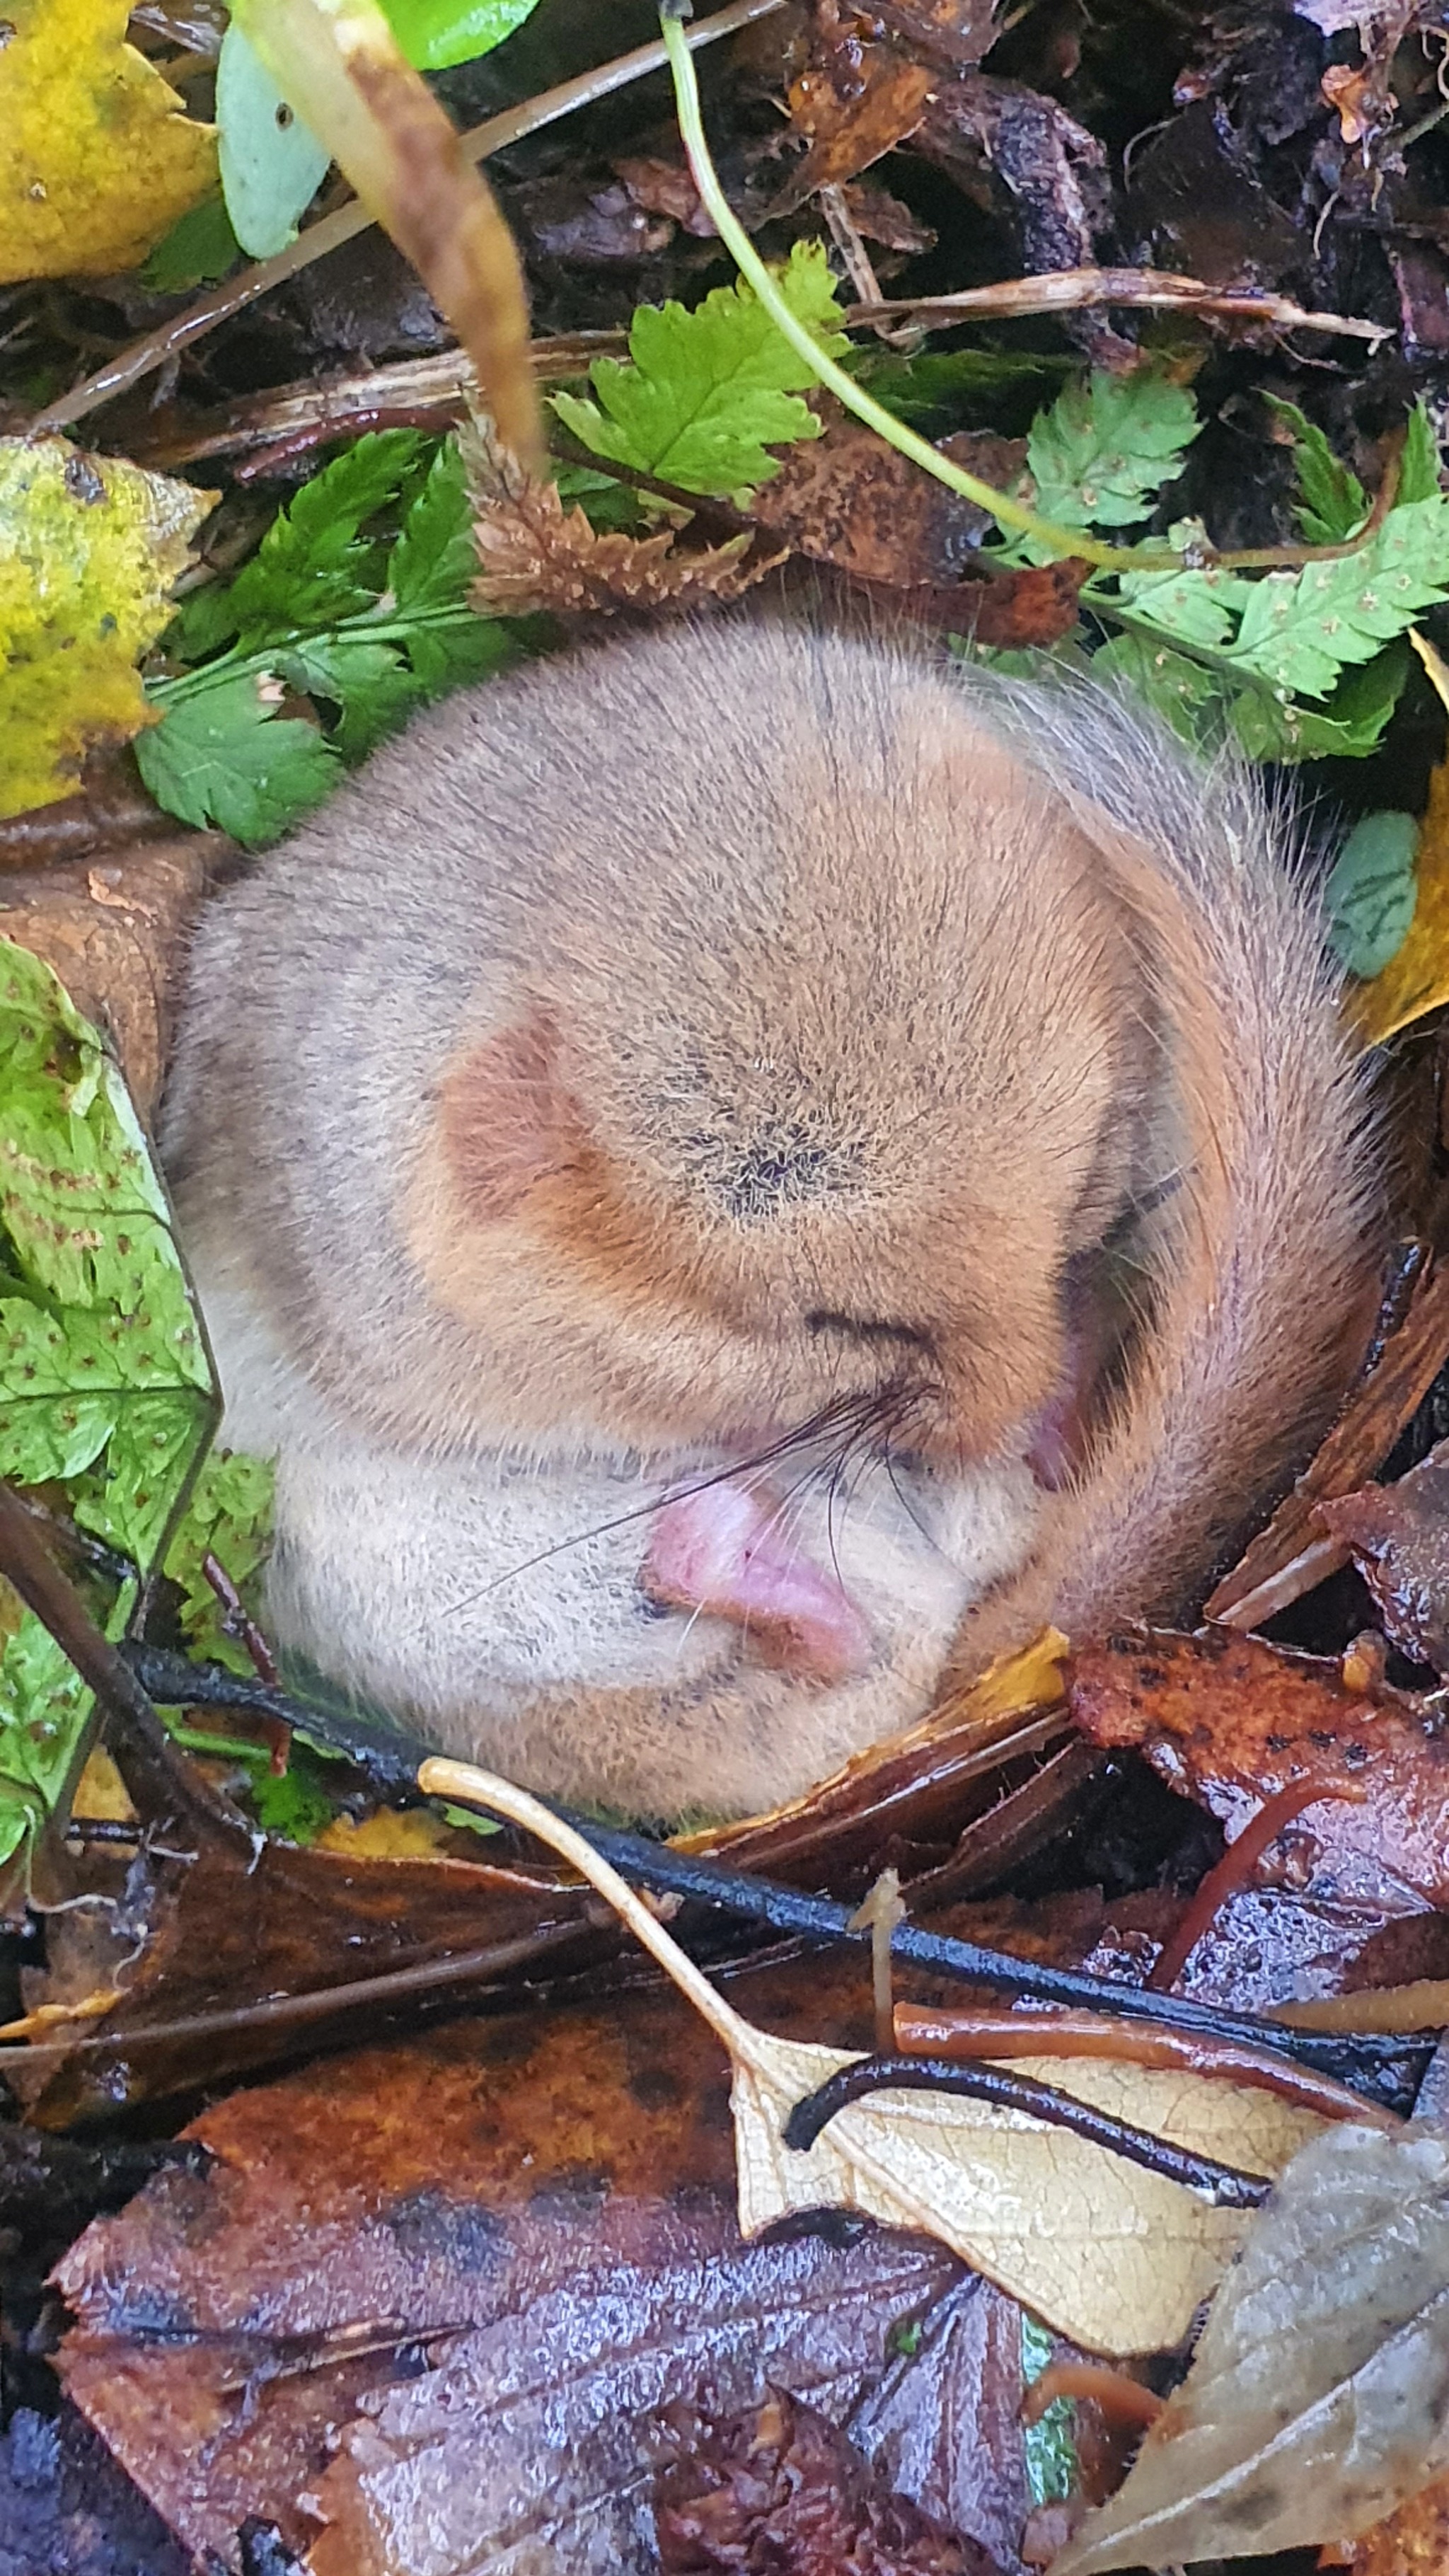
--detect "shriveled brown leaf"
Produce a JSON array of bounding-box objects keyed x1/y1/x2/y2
[
  {"x1": 1320, "y1": 1436, "x2": 1449, "y2": 1678},
  {"x1": 0, "y1": 838, "x2": 214, "y2": 1119},
  {"x1": 1053, "y1": 2120, "x2": 1449, "y2": 2572},
  {"x1": 1069, "y1": 1627, "x2": 1449, "y2": 1916},
  {"x1": 749, "y1": 417, "x2": 1024, "y2": 579},
  {"x1": 654, "y1": 2389, "x2": 995, "y2": 2574},
  {"x1": 463, "y1": 421, "x2": 779, "y2": 617},
  {"x1": 788, "y1": 50, "x2": 935, "y2": 197}
]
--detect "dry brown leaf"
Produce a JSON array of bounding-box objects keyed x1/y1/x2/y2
[
  {"x1": 1053, "y1": 2121, "x2": 1449, "y2": 2572},
  {"x1": 1320, "y1": 1436, "x2": 1449, "y2": 1678},
  {"x1": 0, "y1": 837, "x2": 212, "y2": 1119},
  {"x1": 463, "y1": 419, "x2": 780, "y2": 617},
  {"x1": 1323, "y1": 2466, "x2": 1449, "y2": 2572},
  {"x1": 419, "y1": 1758, "x2": 1324, "y2": 2360}
]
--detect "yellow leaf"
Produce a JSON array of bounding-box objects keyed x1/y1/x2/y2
[
  {"x1": 0, "y1": 438, "x2": 214, "y2": 819},
  {"x1": 0, "y1": 0, "x2": 217, "y2": 283},
  {"x1": 418, "y1": 1756, "x2": 1324, "y2": 2360},
  {"x1": 1351, "y1": 753, "x2": 1449, "y2": 1046}
]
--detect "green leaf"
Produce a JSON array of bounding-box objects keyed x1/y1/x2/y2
[
  {"x1": 135, "y1": 673, "x2": 340, "y2": 846},
  {"x1": 405, "y1": 611, "x2": 516, "y2": 700},
  {"x1": 1227, "y1": 646, "x2": 1409, "y2": 762},
  {"x1": 551, "y1": 239, "x2": 849, "y2": 497},
  {"x1": 1397, "y1": 401, "x2": 1442, "y2": 506},
  {"x1": 163, "y1": 1448, "x2": 276, "y2": 1675},
  {"x1": 217, "y1": 428, "x2": 425, "y2": 652},
  {"x1": 1223, "y1": 494, "x2": 1449, "y2": 699},
  {"x1": 376, "y1": 0, "x2": 541, "y2": 72},
  {"x1": 387, "y1": 437, "x2": 478, "y2": 615},
  {"x1": 1324, "y1": 810, "x2": 1419, "y2": 977},
  {"x1": 1022, "y1": 2311, "x2": 1080, "y2": 2508},
  {"x1": 1092, "y1": 629, "x2": 1230, "y2": 749},
  {"x1": 853, "y1": 345, "x2": 1071, "y2": 427},
  {"x1": 217, "y1": 18, "x2": 330, "y2": 260},
  {"x1": 1263, "y1": 398, "x2": 1368, "y2": 546},
  {"x1": 277, "y1": 634, "x2": 425, "y2": 761},
  {"x1": 0, "y1": 941, "x2": 219, "y2": 1900},
  {"x1": 139, "y1": 194, "x2": 241, "y2": 293},
  {"x1": 1026, "y1": 369, "x2": 1199, "y2": 533}
]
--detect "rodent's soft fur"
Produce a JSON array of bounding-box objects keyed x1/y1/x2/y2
[{"x1": 163, "y1": 618, "x2": 1381, "y2": 1818}]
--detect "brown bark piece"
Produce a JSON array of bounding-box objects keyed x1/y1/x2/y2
[
  {"x1": 0, "y1": 838, "x2": 217, "y2": 1121},
  {"x1": 1068, "y1": 1627, "x2": 1449, "y2": 1916}
]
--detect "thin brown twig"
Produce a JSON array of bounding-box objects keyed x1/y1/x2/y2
[
  {"x1": 891, "y1": 2001, "x2": 1399, "y2": 2130},
  {"x1": 28, "y1": 0, "x2": 785, "y2": 437},
  {"x1": 845, "y1": 264, "x2": 1391, "y2": 345},
  {"x1": 1148, "y1": 1777, "x2": 1366, "y2": 1994}
]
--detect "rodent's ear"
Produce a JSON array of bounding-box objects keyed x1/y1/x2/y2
[{"x1": 435, "y1": 1007, "x2": 574, "y2": 1225}]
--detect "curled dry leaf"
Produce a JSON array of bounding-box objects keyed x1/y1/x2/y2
[
  {"x1": 420, "y1": 1760, "x2": 1326, "y2": 2359},
  {"x1": 1052, "y1": 2120, "x2": 1449, "y2": 2572},
  {"x1": 463, "y1": 420, "x2": 781, "y2": 617},
  {"x1": 1068, "y1": 1627, "x2": 1449, "y2": 1917}
]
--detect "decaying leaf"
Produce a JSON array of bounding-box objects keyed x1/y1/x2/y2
[
  {"x1": 464, "y1": 422, "x2": 781, "y2": 617},
  {"x1": 420, "y1": 1760, "x2": 1325, "y2": 2359},
  {"x1": 654, "y1": 2389, "x2": 992, "y2": 2575},
  {"x1": 1068, "y1": 1627, "x2": 1449, "y2": 1917},
  {"x1": 1324, "y1": 2466, "x2": 1449, "y2": 2572},
  {"x1": 0, "y1": 0, "x2": 217, "y2": 283},
  {"x1": 1320, "y1": 1438, "x2": 1449, "y2": 1680},
  {"x1": 0, "y1": 441, "x2": 213, "y2": 820},
  {"x1": 1053, "y1": 2121, "x2": 1449, "y2": 2571},
  {"x1": 0, "y1": 837, "x2": 212, "y2": 1121},
  {"x1": 748, "y1": 417, "x2": 1022, "y2": 578},
  {"x1": 234, "y1": 0, "x2": 542, "y2": 468}
]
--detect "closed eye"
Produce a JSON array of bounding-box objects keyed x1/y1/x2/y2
[{"x1": 805, "y1": 1310, "x2": 939, "y2": 1360}]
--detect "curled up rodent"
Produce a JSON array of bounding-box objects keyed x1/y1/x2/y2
[{"x1": 162, "y1": 616, "x2": 1382, "y2": 1820}]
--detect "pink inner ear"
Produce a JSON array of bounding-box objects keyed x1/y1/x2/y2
[
  {"x1": 438, "y1": 1010, "x2": 567, "y2": 1223},
  {"x1": 643, "y1": 1479, "x2": 874, "y2": 1685}
]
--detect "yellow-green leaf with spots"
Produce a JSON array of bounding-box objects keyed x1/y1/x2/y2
[{"x1": 0, "y1": 437, "x2": 214, "y2": 819}]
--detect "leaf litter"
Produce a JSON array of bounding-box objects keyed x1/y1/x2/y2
[{"x1": 12, "y1": 0, "x2": 1449, "y2": 2567}]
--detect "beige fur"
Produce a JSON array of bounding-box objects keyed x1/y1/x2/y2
[{"x1": 162, "y1": 618, "x2": 1380, "y2": 1818}]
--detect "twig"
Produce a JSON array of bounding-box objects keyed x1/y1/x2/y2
[
  {"x1": 659, "y1": 5, "x2": 1181, "y2": 574},
  {"x1": 116, "y1": 1643, "x2": 1428, "y2": 2106},
  {"x1": 780, "y1": 2055, "x2": 1273, "y2": 2206},
  {"x1": 28, "y1": 0, "x2": 783, "y2": 436},
  {"x1": 891, "y1": 2002, "x2": 1399, "y2": 2130},
  {"x1": 1021, "y1": 2362, "x2": 1164, "y2": 2430},
  {"x1": 1148, "y1": 1778, "x2": 1367, "y2": 1994},
  {"x1": 846, "y1": 265, "x2": 1390, "y2": 347}
]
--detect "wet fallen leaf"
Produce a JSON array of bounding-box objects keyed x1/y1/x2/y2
[
  {"x1": 54, "y1": 1958, "x2": 981, "y2": 2570},
  {"x1": 0, "y1": 441, "x2": 214, "y2": 820},
  {"x1": 464, "y1": 419, "x2": 780, "y2": 615},
  {"x1": 1324, "y1": 2466, "x2": 1449, "y2": 2572},
  {"x1": 0, "y1": 0, "x2": 217, "y2": 283},
  {"x1": 1321, "y1": 1438, "x2": 1449, "y2": 1680},
  {"x1": 1052, "y1": 2120, "x2": 1449, "y2": 2571},
  {"x1": 0, "y1": 837, "x2": 213, "y2": 1119},
  {"x1": 654, "y1": 2389, "x2": 992, "y2": 2574},
  {"x1": 1070, "y1": 1627, "x2": 1449, "y2": 1917},
  {"x1": 421, "y1": 1762, "x2": 1326, "y2": 2359},
  {"x1": 748, "y1": 415, "x2": 1024, "y2": 579},
  {"x1": 1351, "y1": 756, "x2": 1449, "y2": 1044}
]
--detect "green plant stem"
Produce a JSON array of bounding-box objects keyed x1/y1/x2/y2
[
  {"x1": 659, "y1": 5, "x2": 1181, "y2": 573},
  {"x1": 146, "y1": 601, "x2": 488, "y2": 705}
]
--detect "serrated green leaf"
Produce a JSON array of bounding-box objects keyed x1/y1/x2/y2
[
  {"x1": 853, "y1": 345, "x2": 1071, "y2": 427},
  {"x1": 1224, "y1": 494, "x2": 1449, "y2": 699},
  {"x1": 139, "y1": 194, "x2": 241, "y2": 293},
  {"x1": 1228, "y1": 647, "x2": 1409, "y2": 763},
  {"x1": 551, "y1": 240, "x2": 848, "y2": 497},
  {"x1": 387, "y1": 437, "x2": 477, "y2": 615},
  {"x1": 406, "y1": 611, "x2": 517, "y2": 699},
  {"x1": 163, "y1": 1448, "x2": 276, "y2": 1674},
  {"x1": 0, "y1": 941, "x2": 221, "y2": 1905},
  {"x1": 1325, "y1": 809, "x2": 1419, "y2": 976},
  {"x1": 1398, "y1": 402, "x2": 1441, "y2": 506},
  {"x1": 1027, "y1": 369, "x2": 1199, "y2": 533},
  {"x1": 277, "y1": 634, "x2": 425, "y2": 761},
  {"x1": 213, "y1": 429, "x2": 424, "y2": 652},
  {"x1": 377, "y1": 0, "x2": 540, "y2": 72},
  {"x1": 135, "y1": 673, "x2": 340, "y2": 846},
  {"x1": 1092, "y1": 630, "x2": 1230, "y2": 748},
  {"x1": 1262, "y1": 398, "x2": 1367, "y2": 546}
]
